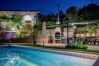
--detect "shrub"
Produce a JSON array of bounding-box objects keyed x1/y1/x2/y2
[{"x1": 66, "y1": 44, "x2": 87, "y2": 49}]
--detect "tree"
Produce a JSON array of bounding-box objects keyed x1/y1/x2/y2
[
  {"x1": 46, "y1": 13, "x2": 57, "y2": 22},
  {"x1": 64, "y1": 6, "x2": 79, "y2": 44},
  {"x1": 0, "y1": 15, "x2": 12, "y2": 46},
  {"x1": 0, "y1": 15, "x2": 11, "y2": 30},
  {"x1": 45, "y1": 13, "x2": 56, "y2": 26},
  {"x1": 11, "y1": 14, "x2": 23, "y2": 29},
  {"x1": 38, "y1": 13, "x2": 57, "y2": 26},
  {"x1": 0, "y1": 15, "x2": 11, "y2": 22},
  {"x1": 38, "y1": 13, "x2": 45, "y2": 22},
  {"x1": 59, "y1": 10, "x2": 65, "y2": 24},
  {"x1": 79, "y1": 4, "x2": 99, "y2": 19},
  {"x1": 0, "y1": 14, "x2": 23, "y2": 30},
  {"x1": 66, "y1": 6, "x2": 79, "y2": 22}
]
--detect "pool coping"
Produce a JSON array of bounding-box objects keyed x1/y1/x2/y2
[{"x1": 10, "y1": 45, "x2": 99, "y2": 60}]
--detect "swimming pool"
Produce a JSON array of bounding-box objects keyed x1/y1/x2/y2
[{"x1": 0, "y1": 46, "x2": 95, "y2": 66}]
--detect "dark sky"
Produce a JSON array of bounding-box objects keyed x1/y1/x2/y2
[{"x1": 0, "y1": 0, "x2": 99, "y2": 14}]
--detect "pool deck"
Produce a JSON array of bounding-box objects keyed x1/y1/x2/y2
[
  {"x1": 35, "y1": 47, "x2": 99, "y2": 59},
  {"x1": 88, "y1": 46, "x2": 99, "y2": 50}
]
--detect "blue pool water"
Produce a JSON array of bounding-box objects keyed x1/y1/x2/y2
[{"x1": 0, "y1": 46, "x2": 95, "y2": 66}]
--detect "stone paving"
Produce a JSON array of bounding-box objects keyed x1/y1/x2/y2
[
  {"x1": 88, "y1": 46, "x2": 99, "y2": 50},
  {"x1": 37, "y1": 47, "x2": 99, "y2": 60}
]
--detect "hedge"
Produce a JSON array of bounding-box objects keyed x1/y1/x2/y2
[{"x1": 66, "y1": 44, "x2": 87, "y2": 49}]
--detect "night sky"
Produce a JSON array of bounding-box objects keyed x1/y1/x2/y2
[{"x1": 0, "y1": 0, "x2": 99, "y2": 14}]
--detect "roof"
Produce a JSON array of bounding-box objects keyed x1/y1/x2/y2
[
  {"x1": 37, "y1": 19, "x2": 99, "y2": 29},
  {"x1": 0, "y1": 10, "x2": 40, "y2": 15},
  {"x1": 0, "y1": 10, "x2": 40, "y2": 13},
  {"x1": 69, "y1": 19, "x2": 99, "y2": 25}
]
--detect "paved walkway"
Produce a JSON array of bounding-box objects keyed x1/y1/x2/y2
[
  {"x1": 88, "y1": 46, "x2": 99, "y2": 50},
  {"x1": 38, "y1": 47, "x2": 99, "y2": 60}
]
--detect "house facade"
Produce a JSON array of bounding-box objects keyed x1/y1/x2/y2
[
  {"x1": 0, "y1": 11, "x2": 99, "y2": 45},
  {"x1": 0, "y1": 10, "x2": 39, "y2": 39},
  {"x1": 37, "y1": 20, "x2": 99, "y2": 45}
]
